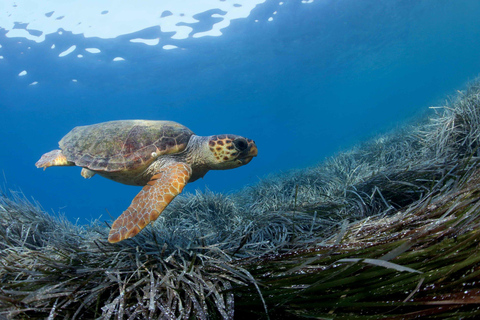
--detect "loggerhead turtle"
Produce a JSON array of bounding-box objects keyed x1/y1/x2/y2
[{"x1": 35, "y1": 120, "x2": 257, "y2": 243}]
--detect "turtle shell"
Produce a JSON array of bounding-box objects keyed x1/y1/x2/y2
[{"x1": 59, "y1": 120, "x2": 194, "y2": 172}]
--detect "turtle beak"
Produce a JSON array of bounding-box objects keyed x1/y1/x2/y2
[
  {"x1": 239, "y1": 157, "x2": 253, "y2": 165},
  {"x1": 247, "y1": 142, "x2": 258, "y2": 158},
  {"x1": 238, "y1": 140, "x2": 258, "y2": 165}
]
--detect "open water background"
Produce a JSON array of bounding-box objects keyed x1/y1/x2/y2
[{"x1": 1, "y1": 0, "x2": 480, "y2": 223}]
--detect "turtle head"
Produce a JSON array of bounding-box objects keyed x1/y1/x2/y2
[{"x1": 205, "y1": 134, "x2": 258, "y2": 170}]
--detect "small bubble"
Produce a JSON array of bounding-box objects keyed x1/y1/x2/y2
[
  {"x1": 59, "y1": 45, "x2": 76, "y2": 57},
  {"x1": 85, "y1": 48, "x2": 101, "y2": 53}
]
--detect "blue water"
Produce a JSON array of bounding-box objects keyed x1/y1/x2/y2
[{"x1": 1, "y1": 0, "x2": 480, "y2": 223}]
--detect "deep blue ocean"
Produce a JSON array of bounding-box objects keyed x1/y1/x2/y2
[{"x1": 1, "y1": 0, "x2": 480, "y2": 224}]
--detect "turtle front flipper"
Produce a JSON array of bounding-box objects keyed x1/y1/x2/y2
[
  {"x1": 108, "y1": 163, "x2": 192, "y2": 243},
  {"x1": 35, "y1": 149, "x2": 75, "y2": 169},
  {"x1": 81, "y1": 168, "x2": 96, "y2": 179}
]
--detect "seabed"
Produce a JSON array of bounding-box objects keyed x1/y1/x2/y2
[{"x1": 3, "y1": 80, "x2": 480, "y2": 319}]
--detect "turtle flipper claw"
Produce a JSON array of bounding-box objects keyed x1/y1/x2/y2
[{"x1": 108, "y1": 163, "x2": 192, "y2": 243}]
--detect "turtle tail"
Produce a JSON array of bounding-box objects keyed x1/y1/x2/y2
[{"x1": 35, "y1": 149, "x2": 75, "y2": 169}]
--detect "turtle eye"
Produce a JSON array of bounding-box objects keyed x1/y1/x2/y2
[{"x1": 233, "y1": 138, "x2": 248, "y2": 151}]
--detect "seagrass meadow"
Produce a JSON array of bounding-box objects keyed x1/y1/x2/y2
[{"x1": 3, "y1": 80, "x2": 480, "y2": 319}]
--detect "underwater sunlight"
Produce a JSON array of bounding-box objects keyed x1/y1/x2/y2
[{"x1": 3, "y1": 1, "x2": 480, "y2": 318}]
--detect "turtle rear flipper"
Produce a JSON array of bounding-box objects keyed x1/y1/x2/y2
[
  {"x1": 35, "y1": 149, "x2": 75, "y2": 169},
  {"x1": 108, "y1": 162, "x2": 192, "y2": 243}
]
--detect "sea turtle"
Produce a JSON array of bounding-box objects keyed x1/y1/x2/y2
[{"x1": 35, "y1": 120, "x2": 257, "y2": 243}]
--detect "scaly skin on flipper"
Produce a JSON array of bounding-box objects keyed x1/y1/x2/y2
[
  {"x1": 81, "y1": 168, "x2": 96, "y2": 179},
  {"x1": 107, "y1": 163, "x2": 192, "y2": 243}
]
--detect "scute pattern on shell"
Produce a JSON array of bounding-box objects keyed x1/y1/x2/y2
[{"x1": 59, "y1": 120, "x2": 194, "y2": 172}]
